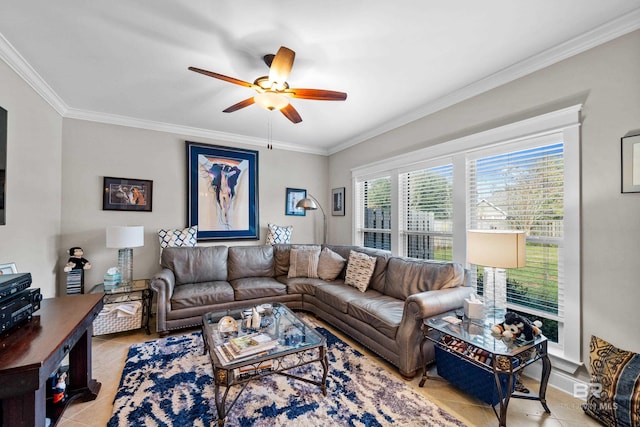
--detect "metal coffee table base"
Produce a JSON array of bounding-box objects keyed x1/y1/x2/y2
[{"x1": 213, "y1": 346, "x2": 329, "y2": 426}]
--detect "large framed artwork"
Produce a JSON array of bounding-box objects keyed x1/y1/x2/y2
[
  {"x1": 186, "y1": 141, "x2": 259, "y2": 240},
  {"x1": 285, "y1": 188, "x2": 306, "y2": 216},
  {"x1": 103, "y1": 177, "x2": 153, "y2": 211},
  {"x1": 621, "y1": 133, "x2": 640, "y2": 193},
  {"x1": 0, "y1": 106, "x2": 6, "y2": 225}
]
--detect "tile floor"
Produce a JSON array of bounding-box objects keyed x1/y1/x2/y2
[{"x1": 58, "y1": 316, "x2": 600, "y2": 427}]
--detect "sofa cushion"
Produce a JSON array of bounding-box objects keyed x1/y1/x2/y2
[
  {"x1": 265, "y1": 223, "x2": 293, "y2": 244},
  {"x1": 228, "y1": 245, "x2": 274, "y2": 281},
  {"x1": 345, "y1": 250, "x2": 377, "y2": 292},
  {"x1": 347, "y1": 295, "x2": 404, "y2": 339},
  {"x1": 317, "y1": 247, "x2": 346, "y2": 281},
  {"x1": 384, "y1": 257, "x2": 465, "y2": 300},
  {"x1": 161, "y1": 246, "x2": 228, "y2": 285},
  {"x1": 170, "y1": 281, "x2": 234, "y2": 310},
  {"x1": 325, "y1": 245, "x2": 390, "y2": 292},
  {"x1": 582, "y1": 335, "x2": 640, "y2": 427},
  {"x1": 288, "y1": 247, "x2": 321, "y2": 278},
  {"x1": 315, "y1": 283, "x2": 383, "y2": 313},
  {"x1": 230, "y1": 277, "x2": 287, "y2": 301},
  {"x1": 277, "y1": 276, "x2": 330, "y2": 295},
  {"x1": 273, "y1": 244, "x2": 292, "y2": 277}
]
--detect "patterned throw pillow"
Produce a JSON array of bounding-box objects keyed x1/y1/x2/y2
[
  {"x1": 345, "y1": 250, "x2": 377, "y2": 292},
  {"x1": 317, "y1": 247, "x2": 346, "y2": 281},
  {"x1": 157, "y1": 226, "x2": 198, "y2": 262},
  {"x1": 582, "y1": 335, "x2": 640, "y2": 427},
  {"x1": 288, "y1": 247, "x2": 321, "y2": 278},
  {"x1": 266, "y1": 223, "x2": 293, "y2": 245}
]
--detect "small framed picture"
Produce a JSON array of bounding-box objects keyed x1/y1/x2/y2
[
  {"x1": 285, "y1": 188, "x2": 307, "y2": 216},
  {"x1": 332, "y1": 187, "x2": 345, "y2": 216},
  {"x1": 622, "y1": 133, "x2": 640, "y2": 193},
  {"x1": 0, "y1": 262, "x2": 17, "y2": 275},
  {"x1": 103, "y1": 177, "x2": 153, "y2": 211}
]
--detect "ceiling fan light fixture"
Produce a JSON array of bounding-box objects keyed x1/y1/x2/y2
[{"x1": 254, "y1": 91, "x2": 289, "y2": 111}]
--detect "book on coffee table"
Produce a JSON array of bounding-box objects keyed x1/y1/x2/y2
[
  {"x1": 214, "y1": 332, "x2": 278, "y2": 365},
  {"x1": 229, "y1": 333, "x2": 277, "y2": 355}
]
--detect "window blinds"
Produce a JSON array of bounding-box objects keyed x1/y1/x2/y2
[
  {"x1": 356, "y1": 176, "x2": 392, "y2": 250},
  {"x1": 468, "y1": 143, "x2": 564, "y2": 319},
  {"x1": 399, "y1": 164, "x2": 453, "y2": 261}
]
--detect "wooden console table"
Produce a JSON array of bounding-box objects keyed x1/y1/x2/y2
[{"x1": 0, "y1": 293, "x2": 104, "y2": 427}]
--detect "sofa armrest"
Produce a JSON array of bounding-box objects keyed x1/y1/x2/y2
[
  {"x1": 150, "y1": 268, "x2": 176, "y2": 334},
  {"x1": 404, "y1": 286, "x2": 475, "y2": 320},
  {"x1": 395, "y1": 286, "x2": 474, "y2": 375}
]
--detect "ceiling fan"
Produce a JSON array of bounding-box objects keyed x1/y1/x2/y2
[{"x1": 189, "y1": 46, "x2": 347, "y2": 124}]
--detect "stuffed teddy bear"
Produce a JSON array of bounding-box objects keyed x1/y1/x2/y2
[{"x1": 492, "y1": 312, "x2": 542, "y2": 341}]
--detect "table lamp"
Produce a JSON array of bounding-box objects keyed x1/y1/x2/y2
[
  {"x1": 296, "y1": 194, "x2": 327, "y2": 244},
  {"x1": 106, "y1": 225, "x2": 144, "y2": 286},
  {"x1": 467, "y1": 230, "x2": 525, "y2": 318}
]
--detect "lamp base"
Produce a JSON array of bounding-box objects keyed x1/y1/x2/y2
[
  {"x1": 484, "y1": 267, "x2": 507, "y2": 320},
  {"x1": 117, "y1": 248, "x2": 134, "y2": 286}
]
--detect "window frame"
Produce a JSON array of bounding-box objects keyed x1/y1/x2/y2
[{"x1": 352, "y1": 105, "x2": 582, "y2": 371}]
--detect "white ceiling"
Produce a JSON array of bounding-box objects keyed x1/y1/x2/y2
[{"x1": 1, "y1": 1, "x2": 639, "y2": 155}]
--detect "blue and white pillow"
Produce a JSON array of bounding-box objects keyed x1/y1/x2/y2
[
  {"x1": 266, "y1": 223, "x2": 293, "y2": 245},
  {"x1": 157, "y1": 226, "x2": 198, "y2": 262}
]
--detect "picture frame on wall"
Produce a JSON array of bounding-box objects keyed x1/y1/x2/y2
[
  {"x1": 186, "y1": 141, "x2": 259, "y2": 240},
  {"x1": 332, "y1": 187, "x2": 345, "y2": 216},
  {"x1": 0, "y1": 262, "x2": 17, "y2": 275},
  {"x1": 103, "y1": 177, "x2": 153, "y2": 211},
  {"x1": 285, "y1": 188, "x2": 307, "y2": 216},
  {"x1": 622, "y1": 133, "x2": 640, "y2": 193}
]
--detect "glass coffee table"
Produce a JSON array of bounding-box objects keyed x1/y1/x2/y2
[{"x1": 202, "y1": 303, "x2": 328, "y2": 426}]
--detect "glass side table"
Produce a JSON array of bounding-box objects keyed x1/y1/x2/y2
[
  {"x1": 421, "y1": 313, "x2": 551, "y2": 427},
  {"x1": 89, "y1": 279, "x2": 152, "y2": 335}
]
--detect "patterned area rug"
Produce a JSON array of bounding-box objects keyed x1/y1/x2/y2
[{"x1": 108, "y1": 317, "x2": 466, "y2": 426}]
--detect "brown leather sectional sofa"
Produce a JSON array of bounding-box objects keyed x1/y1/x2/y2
[{"x1": 150, "y1": 244, "x2": 473, "y2": 378}]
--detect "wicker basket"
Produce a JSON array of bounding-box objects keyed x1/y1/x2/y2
[{"x1": 93, "y1": 301, "x2": 142, "y2": 336}]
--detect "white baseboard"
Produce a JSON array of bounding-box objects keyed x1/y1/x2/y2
[{"x1": 523, "y1": 360, "x2": 587, "y2": 400}]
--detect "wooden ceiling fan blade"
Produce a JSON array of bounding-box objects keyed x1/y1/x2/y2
[
  {"x1": 223, "y1": 97, "x2": 255, "y2": 113},
  {"x1": 281, "y1": 104, "x2": 302, "y2": 124},
  {"x1": 188, "y1": 66, "x2": 256, "y2": 89},
  {"x1": 268, "y1": 46, "x2": 295, "y2": 87},
  {"x1": 285, "y1": 88, "x2": 347, "y2": 101}
]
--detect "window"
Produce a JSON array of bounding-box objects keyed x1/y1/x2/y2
[
  {"x1": 400, "y1": 163, "x2": 453, "y2": 261},
  {"x1": 352, "y1": 105, "x2": 581, "y2": 370},
  {"x1": 468, "y1": 140, "x2": 564, "y2": 342},
  {"x1": 355, "y1": 176, "x2": 391, "y2": 250}
]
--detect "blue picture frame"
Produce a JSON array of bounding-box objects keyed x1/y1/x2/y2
[
  {"x1": 285, "y1": 187, "x2": 307, "y2": 216},
  {"x1": 186, "y1": 141, "x2": 259, "y2": 240}
]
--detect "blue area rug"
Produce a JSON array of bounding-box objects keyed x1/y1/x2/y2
[{"x1": 108, "y1": 316, "x2": 466, "y2": 426}]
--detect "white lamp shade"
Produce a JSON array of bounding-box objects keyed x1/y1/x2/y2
[
  {"x1": 106, "y1": 226, "x2": 144, "y2": 248},
  {"x1": 467, "y1": 230, "x2": 525, "y2": 268}
]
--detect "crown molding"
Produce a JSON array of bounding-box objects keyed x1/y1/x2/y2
[
  {"x1": 328, "y1": 7, "x2": 640, "y2": 155},
  {"x1": 2, "y1": 7, "x2": 639, "y2": 157},
  {"x1": 0, "y1": 33, "x2": 68, "y2": 116},
  {"x1": 64, "y1": 108, "x2": 328, "y2": 155}
]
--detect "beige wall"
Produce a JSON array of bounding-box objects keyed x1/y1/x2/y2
[
  {"x1": 330, "y1": 30, "x2": 640, "y2": 376},
  {"x1": 60, "y1": 119, "x2": 328, "y2": 293},
  {"x1": 0, "y1": 60, "x2": 63, "y2": 298}
]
